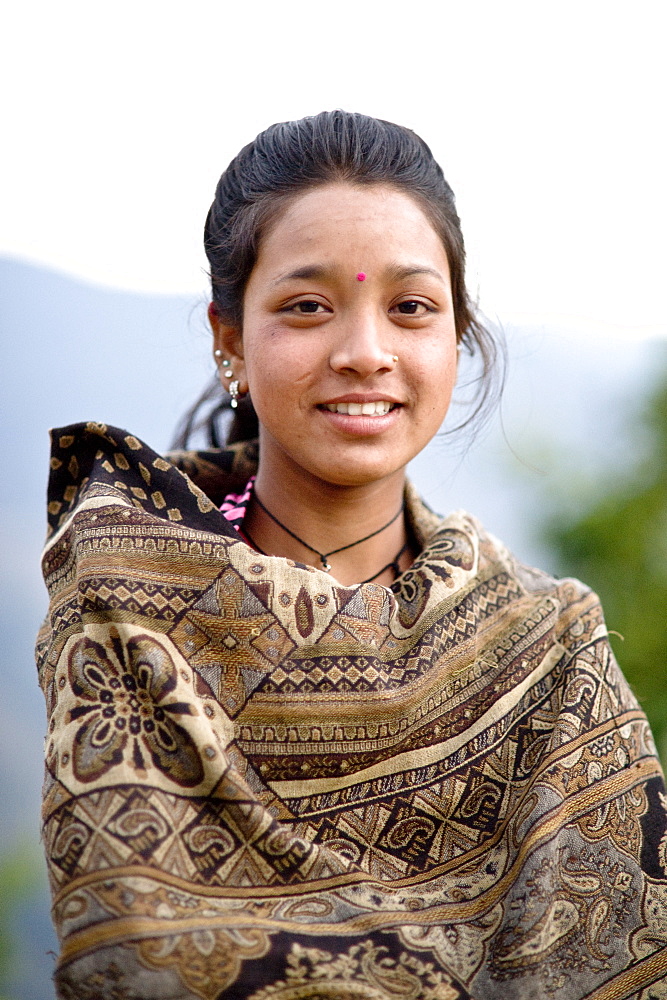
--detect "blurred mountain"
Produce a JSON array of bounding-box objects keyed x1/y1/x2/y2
[
  {"x1": 1, "y1": 257, "x2": 212, "y2": 832},
  {"x1": 1, "y1": 257, "x2": 213, "y2": 999},
  {"x1": 0, "y1": 255, "x2": 661, "y2": 997}
]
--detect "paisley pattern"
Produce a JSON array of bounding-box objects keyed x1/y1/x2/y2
[
  {"x1": 38, "y1": 423, "x2": 667, "y2": 999},
  {"x1": 245, "y1": 940, "x2": 460, "y2": 999}
]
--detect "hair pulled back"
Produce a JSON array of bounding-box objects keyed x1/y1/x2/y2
[{"x1": 174, "y1": 110, "x2": 501, "y2": 448}]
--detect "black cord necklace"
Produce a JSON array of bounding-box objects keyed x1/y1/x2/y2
[
  {"x1": 251, "y1": 492, "x2": 405, "y2": 573},
  {"x1": 239, "y1": 529, "x2": 409, "y2": 585},
  {"x1": 359, "y1": 541, "x2": 409, "y2": 585}
]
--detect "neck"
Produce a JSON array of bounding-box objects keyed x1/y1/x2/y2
[{"x1": 249, "y1": 457, "x2": 413, "y2": 586}]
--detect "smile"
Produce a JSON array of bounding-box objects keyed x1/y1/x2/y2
[{"x1": 322, "y1": 401, "x2": 395, "y2": 416}]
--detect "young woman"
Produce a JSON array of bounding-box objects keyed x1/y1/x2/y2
[{"x1": 39, "y1": 112, "x2": 667, "y2": 999}]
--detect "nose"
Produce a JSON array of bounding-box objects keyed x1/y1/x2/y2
[{"x1": 329, "y1": 308, "x2": 396, "y2": 377}]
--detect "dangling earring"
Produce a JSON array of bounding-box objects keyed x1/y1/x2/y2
[{"x1": 229, "y1": 380, "x2": 240, "y2": 409}]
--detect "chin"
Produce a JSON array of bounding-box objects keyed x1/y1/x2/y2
[{"x1": 309, "y1": 461, "x2": 406, "y2": 489}]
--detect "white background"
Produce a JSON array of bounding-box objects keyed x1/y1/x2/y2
[{"x1": 2, "y1": 0, "x2": 666, "y2": 337}]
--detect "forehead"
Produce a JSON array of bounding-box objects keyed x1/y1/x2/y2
[{"x1": 255, "y1": 182, "x2": 448, "y2": 274}]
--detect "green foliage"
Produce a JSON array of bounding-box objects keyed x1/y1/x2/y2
[
  {"x1": 0, "y1": 842, "x2": 43, "y2": 991},
  {"x1": 544, "y1": 351, "x2": 667, "y2": 757}
]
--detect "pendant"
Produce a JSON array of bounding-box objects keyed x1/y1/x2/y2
[{"x1": 321, "y1": 558, "x2": 331, "y2": 572}]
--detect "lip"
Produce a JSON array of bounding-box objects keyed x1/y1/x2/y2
[
  {"x1": 318, "y1": 392, "x2": 403, "y2": 406},
  {"x1": 315, "y1": 402, "x2": 402, "y2": 437}
]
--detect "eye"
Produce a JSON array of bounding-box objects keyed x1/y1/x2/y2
[
  {"x1": 281, "y1": 299, "x2": 330, "y2": 315},
  {"x1": 391, "y1": 299, "x2": 433, "y2": 317}
]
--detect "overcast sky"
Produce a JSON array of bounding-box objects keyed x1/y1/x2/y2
[{"x1": 2, "y1": 0, "x2": 665, "y2": 339}]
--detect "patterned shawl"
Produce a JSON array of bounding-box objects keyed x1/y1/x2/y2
[{"x1": 38, "y1": 422, "x2": 667, "y2": 1000}]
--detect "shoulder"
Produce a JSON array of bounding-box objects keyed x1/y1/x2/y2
[
  {"x1": 414, "y1": 492, "x2": 614, "y2": 658},
  {"x1": 166, "y1": 439, "x2": 259, "y2": 507},
  {"x1": 462, "y1": 510, "x2": 649, "y2": 719},
  {"x1": 409, "y1": 486, "x2": 580, "y2": 601},
  {"x1": 44, "y1": 422, "x2": 246, "y2": 542}
]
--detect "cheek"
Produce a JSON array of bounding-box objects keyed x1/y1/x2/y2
[
  {"x1": 417, "y1": 351, "x2": 458, "y2": 421},
  {"x1": 244, "y1": 342, "x2": 311, "y2": 419},
  {"x1": 242, "y1": 326, "x2": 278, "y2": 385},
  {"x1": 247, "y1": 365, "x2": 281, "y2": 412},
  {"x1": 247, "y1": 334, "x2": 320, "y2": 396},
  {"x1": 412, "y1": 342, "x2": 457, "y2": 386}
]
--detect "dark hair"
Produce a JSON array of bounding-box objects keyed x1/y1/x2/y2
[{"x1": 173, "y1": 110, "x2": 502, "y2": 448}]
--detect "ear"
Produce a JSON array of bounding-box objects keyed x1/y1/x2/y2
[{"x1": 208, "y1": 302, "x2": 248, "y2": 392}]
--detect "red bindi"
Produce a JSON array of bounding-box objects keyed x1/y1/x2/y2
[{"x1": 356, "y1": 272, "x2": 366, "y2": 281}]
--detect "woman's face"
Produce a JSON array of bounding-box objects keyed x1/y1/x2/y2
[{"x1": 215, "y1": 182, "x2": 458, "y2": 492}]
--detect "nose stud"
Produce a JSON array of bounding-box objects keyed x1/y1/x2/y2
[{"x1": 392, "y1": 355, "x2": 399, "y2": 363}]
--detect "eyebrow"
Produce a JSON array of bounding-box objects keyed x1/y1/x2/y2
[
  {"x1": 273, "y1": 263, "x2": 446, "y2": 285},
  {"x1": 274, "y1": 265, "x2": 330, "y2": 285},
  {"x1": 385, "y1": 263, "x2": 446, "y2": 283}
]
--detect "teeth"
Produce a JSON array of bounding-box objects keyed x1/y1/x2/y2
[{"x1": 325, "y1": 401, "x2": 393, "y2": 416}]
